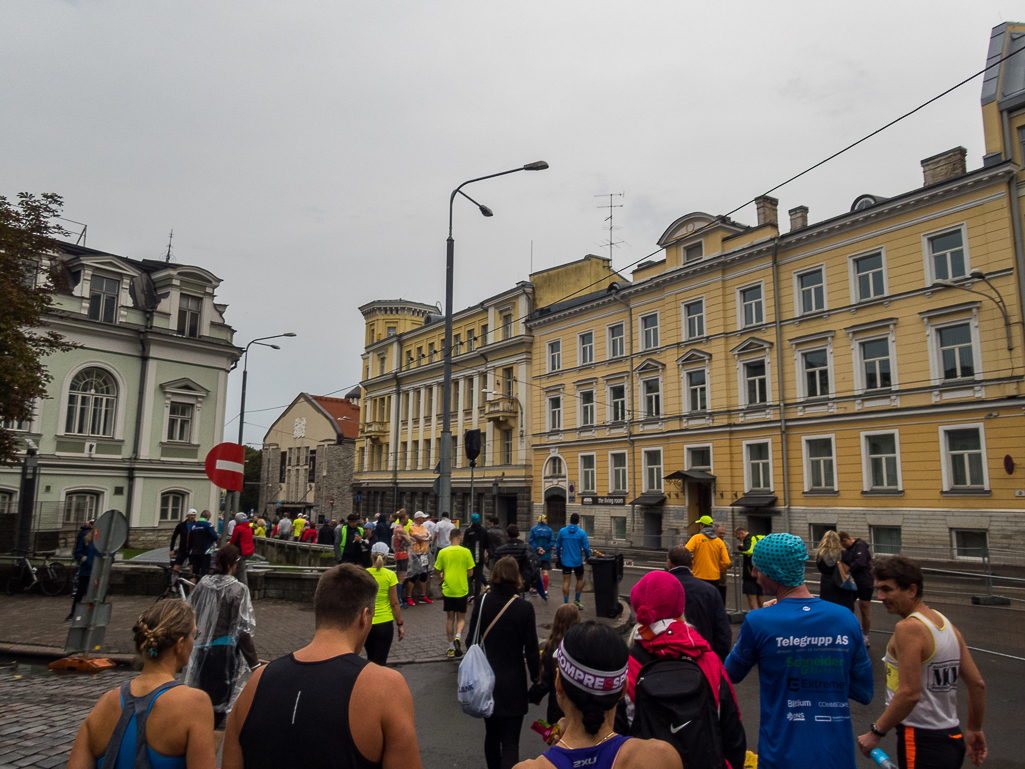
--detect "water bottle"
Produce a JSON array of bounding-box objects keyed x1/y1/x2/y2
[{"x1": 870, "y1": 748, "x2": 898, "y2": 769}]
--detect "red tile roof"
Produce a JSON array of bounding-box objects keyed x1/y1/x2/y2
[{"x1": 309, "y1": 395, "x2": 360, "y2": 440}]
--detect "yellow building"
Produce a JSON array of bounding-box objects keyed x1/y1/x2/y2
[
  {"x1": 353, "y1": 257, "x2": 623, "y2": 524},
  {"x1": 527, "y1": 23, "x2": 1025, "y2": 560}
]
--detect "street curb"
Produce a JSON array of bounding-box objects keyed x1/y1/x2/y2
[{"x1": 0, "y1": 642, "x2": 136, "y2": 666}]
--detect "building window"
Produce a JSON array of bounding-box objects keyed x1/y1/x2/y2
[
  {"x1": 861, "y1": 338, "x2": 892, "y2": 390},
  {"x1": 0, "y1": 491, "x2": 13, "y2": 515},
  {"x1": 686, "y1": 369, "x2": 707, "y2": 412},
  {"x1": 579, "y1": 332, "x2": 594, "y2": 365},
  {"x1": 427, "y1": 343, "x2": 435, "y2": 364},
  {"x1": 641, "y1": 314, "x2": 660, "y2": 350},
  {"x1": 453, "y1": 334, "x2": 461, "y2": 356},
  {"x1": 580, "y1": 455, "x2": 596, "y2": 494},
  {"x1": 871, "y1": 526, "x2": 902, "y2": 555},
  {"x1": 548, "y1": 396, "x2": 562, "y2": 431},
  {"x1": 64, "y1": 492, "x2": 99, "y2": 524},
  {"x1": 803, "y1": 350, "x2": 830, "y2": 398},
  {"x1": 937, "y1": 324, "x2": 975, "y2": 380},
  {"x1": 928, "y1": 228, "x2": 967, "y2": 282},
  {"x1": 279, "y1": 452, "x2": 286, "y2": 482},
  {"x1": 852, "y1": 252, "x2": 886, "y2": 302},
  {"x1": 608, "y1": 324, "x2": 625, "y2": 358},
  {"x1": 864, "y1": 432, "x2": 901, "y2": 491},
  {"x1": 610, "y1": 452, "x2": 628, "y2": 493},
  {"x1": 611, "y1": 516, "x2": 626, "y2": 539},
  {"x1": 501, "y1": 313, "x2": 513, "y2": 340},
  {"x1": 88, "y1": 276, "x2": 119, "y2": 323},
  {"x1": 684, "y1": 299, "x2": 704, "y2": 339},
  {"x1": 580, "y1": 515, "x2": 596, "y2": 536},
  {"x1": 502, "y1": 367, "x2": 515, "y2": 397},
  {"x1": 503, "y1": 429, "x2": 513, "y2": 465},
  {"x1": 951, "y1": 529, "x2": 988, "y2": 560},
  {"x1": 548, "y1": 456, "x2": 564, "y2": 476},
  {"x1": 643, "y1": 449, "x2": 663, "y2": 492},
  {"x1": 609, "y1": 385, "x2": 627, "y2": 422},
  {"x1": 804, "y1": 436, "x2": 836, "y2": 491},
  {"x1": 167, "y1": 403, "x2": 193, "y2": 443},
  {"x1": 464, "y1": 381, "x2": 473, "y2": 410},
  {"x1": 797, "y1": 268, "x2": 825, "y2": 315},
  {"x1": 942, "y1": 426, "x2": 986, "y2": 490},
  {"x1": 480, "y1": 324, "x2": 488, "y2": 345},
  {"x1": 466, "y1": 330, "x2": 475, "y2": 352},
  {"x1": 746, "y1": 442, "x2": 771, "y2": 491},
  {"x1": 378, "y1": 354, "x2": 387, "y2": 375},
  {"x1": 411, "y1": 441, "x2": 419, "y2": 469},
  {"x1": 416, "y1": 347, "x2": 424, "y2": 366},
  {"x1": 159, "y1": 491, "x2": 185, "y2": 522},
  {"x1": 684, "y1": 242, "x2": 703, "y2": 262},
  {"x1": 2, "y1": 418, "x2": 31, "y2": 432},
  {"x1": 177, "y1": 294, "x2": 202, "y2": 337},
  {"x1": 687, "y1": 445, "x2": 711, "y2": 470},
  {"x1": 405, "y1": 350, "x2": 413, "y2": 370},
  {"x1": 66, "y1": 368, "x2": 117, "y2": 437},
  {"x1": 744, "y1": 361, "x2": 768, "y2": 405},
  {"x1": 642, "y1": 379, "x2": 661, "y2": 418},
  {"x1": 580, "y1": 391, "x2": 595, "y2": 426},
  {"x1": 548, "y1": 340, "x2": 562, "y2": 372},
  {"x1": 740, "y1": 284, "x2": 763, "y2": 327},
  {"x1": 386, "y1": 325, "x2": 397, "y2": 336}
]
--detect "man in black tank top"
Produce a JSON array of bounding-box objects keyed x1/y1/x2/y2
[{"x1": 222, "y1": 564, "x2": 423, "y2": 769}]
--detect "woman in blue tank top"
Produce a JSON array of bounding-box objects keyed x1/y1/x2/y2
[
  {"x1": 513, "y1": 622, "x2": 681, "y2": 769},
  {"x1": 67, "y1": 600, "x2": 217, "y2": 769}
]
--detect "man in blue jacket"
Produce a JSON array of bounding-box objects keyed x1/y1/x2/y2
[
  {"x1": 725, "y1": 533, "x2": 873, "y2": 769},
  {"x1": 529, "y1": 514, "x2": 554, "y2": 595},
  {"x1": 187, "y1": 510, "x2": 217, "y2": 582},
  {"x1": 554, "y1": 513, "x2": 590, "y2": 609}
]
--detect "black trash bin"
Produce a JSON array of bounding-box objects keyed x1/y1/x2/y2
[{"x1": 590, "y1": 554, "x2": 624, "y2": 618}]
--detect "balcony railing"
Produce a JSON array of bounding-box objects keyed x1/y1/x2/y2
[
  {"x1": 362, "y1": 421, "x2": 388, "y2": 437},
  {"x1": 485, "y1": 397, "x2": 518, "y2": 421}
]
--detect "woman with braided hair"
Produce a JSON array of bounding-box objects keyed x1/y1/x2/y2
[
  {"x1": 514, "y1": 621, "x2": 681, "y2": 769},
  {"x1": 68, "y1": 600, "x2": 216, "y2": 768}
]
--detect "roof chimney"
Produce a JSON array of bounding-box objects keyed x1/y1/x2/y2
[
  {"x1": 755, "y1": 195, "x2": 778, "y2": 227},
  {"x1": 788, "y1": 206, "x2": 808, "y2": 232},
  {"x1": 921, "y1": 147, "x2": 967, "y2": 187}
]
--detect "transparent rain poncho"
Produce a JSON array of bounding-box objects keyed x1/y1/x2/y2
[{"x1": 182, "y1": 573, "x2": 257, "y2": 717}]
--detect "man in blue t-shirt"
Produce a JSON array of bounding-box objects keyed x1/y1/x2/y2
[
  {"x1": 554, "y1": 513, "x2": 590, "y2": 608},
  {"x1": 725, "y1": 533, "x2": 873, "y2": 769}
]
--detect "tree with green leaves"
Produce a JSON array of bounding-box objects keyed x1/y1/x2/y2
[
  {"x1": 240, "y1": 446, "x2": 263, "y2": 514},
  {"x1": 0, "y1": 193, "x2": 75, "y2": 465}
]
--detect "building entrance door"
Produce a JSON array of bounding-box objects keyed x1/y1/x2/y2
[
  {"x1": 498, "y1": 495, "x2": 518, "y2": 527},
  {"x1": 545, "y1": 495, "x2": 566, "y2": 533},
  {"x1": 642, "y1": 511, "x2": 663, "y2": 549}
]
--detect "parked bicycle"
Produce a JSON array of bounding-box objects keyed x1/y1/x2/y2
[
  {"x1": 157, "y1": 562, "x2": 195, "y2": 602},
  {"x1": 5, "y1": 551, "x2": 69, "y2": 596}
]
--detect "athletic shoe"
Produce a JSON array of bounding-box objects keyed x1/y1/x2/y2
[
  {"x1": 454, "y1": 638, "x2": 462, "y2": 658},
  {"x1": 447, "y1": 648, "x2": 455, "y2": 657},
  {"x1": 405, "y1": 597, "x2": 415, "y2": 607},
  {"x1": 529, "y1": 588, "x2": 538, "y2": 595},
  {"x1": 574, "y1": 600, "x2": 584, "y2": 610},
  {"x1": 419, "y1": 596, "x2": 434, "y2": 604}
]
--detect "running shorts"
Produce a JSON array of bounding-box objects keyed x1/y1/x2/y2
[
  {"x1": 561, "y1": 564, "x2": 584, "y2": 577},
  {"x1": 896, "y1": 724, "x2": 966, "y2": 769},
  {"x1": 856, "y1": 583, "x2": 874, "y2": 602},
  {"x1": 172, "y1": 549, "x2": 188, "y2": 566},
  {"x1": 742, "y1": 578, "x2": 764, "y2": 596},
  {"x1": 443, "y1": 595, "x2": 468, "y2": 613}
]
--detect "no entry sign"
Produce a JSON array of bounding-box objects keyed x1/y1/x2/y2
[{"x1": 205, "y1": 442, "x2": 245, "y2": 492}]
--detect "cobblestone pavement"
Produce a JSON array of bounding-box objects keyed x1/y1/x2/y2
[{"x1": 0, "y1": 579, "x2": 597, "y2": 768}]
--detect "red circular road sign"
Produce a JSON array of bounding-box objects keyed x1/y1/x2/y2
[{"x1": 205, "y1": 442, "x2": 245, "y2": 492}]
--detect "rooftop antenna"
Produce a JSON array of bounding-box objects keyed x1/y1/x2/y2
[
  {"x1": 164, "y1": 229, "x2": 174, "y2": 263},
  {"x1": 58, "y1": 218, "x2": 88, "y2": 246},
  {"x1": 595, "y1": 192, "x2": 624, "y2": 261}
]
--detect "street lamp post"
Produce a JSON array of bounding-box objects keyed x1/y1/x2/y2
[
  {"x1": 936, "y1": 270, "x2": 1014, "y2": 350},
  {"x1": 220, "y1": 332, "x2": 296, "y2": 544},
  {"x1": 439, "y1": 162, "x2": 548, "y2": 520}
]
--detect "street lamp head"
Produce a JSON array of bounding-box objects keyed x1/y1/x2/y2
[
  {"x1": 479, "y1": 205, "x2": 494, "y2": 217},
  {"x1": 269, "y1": 344, "x2": 281, "y2": 350},
  {"x1": 283, "y1": 332, "x2": 297, "y2": 337},
  {"x1": 523, "y1": 161, "x2": 549, "y2": 171},
  {"x1": 969, "y1": 269, "x2": 985, "y2": 280}
]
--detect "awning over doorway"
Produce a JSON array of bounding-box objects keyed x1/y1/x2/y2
[
  {"x1": 664, "y1": 469, "x2": 716, "y2": 482},
  {"x1": 544, "y1": 487, "x2": 567, "y2": 501},
  {"x1": 628, "y1": 492, "x2": 666, "y2": 506},
  {"x1": 729, "y1": 494, "x2": 777, "y2": 509}
]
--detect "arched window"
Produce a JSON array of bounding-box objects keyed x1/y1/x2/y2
[
  {"x1": 66, "y1": 368, "x2": 118, "y2": 437},
  {"x1": 0, "y1": 490, "x2": 14, "y2": 515},
  {"x1": 160, "y1": 492, "x2": 186, "y2": 522},
  {"x1": 65, "y1": 492, "x2": 100, "y2": 524}
]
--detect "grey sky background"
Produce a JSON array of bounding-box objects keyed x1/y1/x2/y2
[{"x1": 1, "y1": 1, "x2": 1015, "y2": 446}]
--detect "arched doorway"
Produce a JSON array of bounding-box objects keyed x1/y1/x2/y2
[{"x1": 544, "y1": 487, "x2": 566, "y2": 533}]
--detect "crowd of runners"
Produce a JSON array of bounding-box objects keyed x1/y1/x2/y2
[{"x1": 65, "y1": 514, "x2": 990, "y2": 769}]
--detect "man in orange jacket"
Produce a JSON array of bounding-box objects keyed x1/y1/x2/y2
[{"x1": 684, "y1": 515, "x2": 731, "y2": 603}]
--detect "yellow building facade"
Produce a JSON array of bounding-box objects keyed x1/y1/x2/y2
[{"x1": 528, "y1": 23, "x2": 1025, "y2": 560}]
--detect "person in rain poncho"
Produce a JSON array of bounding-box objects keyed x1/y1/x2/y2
[{"x1": 183, "y1": 543, "x2": 258, "y2": 731}]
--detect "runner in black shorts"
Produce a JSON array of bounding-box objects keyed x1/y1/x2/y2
[
  {"x1": 169, "y1": 509, "x2": 197, "y2": 578},
  {"x1": 561, "y1": 564, "x2": 584, "y2": 577},
  {"x1": 443, "y1": 595, "x2": 468, "y2": 613}
]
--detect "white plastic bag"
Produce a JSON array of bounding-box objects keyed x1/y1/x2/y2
[{"x1": 457, "y1": 643, "x2": 495, "y2": 718}]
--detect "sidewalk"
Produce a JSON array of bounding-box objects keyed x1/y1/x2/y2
[{"x1": 0, "y1": 578, "x2": 611, "y2": 664}]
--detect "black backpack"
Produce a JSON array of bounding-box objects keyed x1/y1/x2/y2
[
  {"x1": 622, "y1": 645, "x2": 725, "y2": 769},
  {"x1": 521, "y1": 545, "x2": 541, "y2": 591}
]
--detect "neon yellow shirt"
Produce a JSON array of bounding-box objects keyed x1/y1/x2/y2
[
  {"x1": 435, "y1": 545, "x2": 476, "y2": 598},
  {"x1": 293, "y1": 518, "x2": 304, "y2": 537},
  {"x1": 369, "y1": 567, "x2": 398, "y2": 625}
]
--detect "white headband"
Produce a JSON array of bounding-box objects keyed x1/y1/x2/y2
[{"x1": 555, "y1": 641, "x2": 627, "y2": 695}]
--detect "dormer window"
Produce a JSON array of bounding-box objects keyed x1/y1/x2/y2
[
  {"x1": 684, "y1": 243, "x2": 703, "y2": 262},
  {"x1": 177, "y1": 294, "x2": 202, "y2": 337},
  {"x1": 88, "y1": 276, "x2": 120, "y2": 324}
]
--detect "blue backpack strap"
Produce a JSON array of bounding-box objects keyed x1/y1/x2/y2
[
  {"x1": 100, "y1": 682, "x2": 136, "y2": 769},
  {"x1": 105, "y1": 680, "x2": 183, "y2": 769}
]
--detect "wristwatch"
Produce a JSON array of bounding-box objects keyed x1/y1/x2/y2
[{"x1": 870, "y1": 723, "x2": 887, "y2": 738}]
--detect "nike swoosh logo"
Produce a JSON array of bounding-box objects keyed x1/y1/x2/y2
[{"x1": 670, "y1": 721, "x2": 691, "y2": 733}]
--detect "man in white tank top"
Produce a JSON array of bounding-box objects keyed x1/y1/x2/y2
[{"x1": 856, "y1": 556, "x2": 987, "y2": 768}]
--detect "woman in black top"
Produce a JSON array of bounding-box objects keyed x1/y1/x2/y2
[
  {"x1": 465, "y1": 556, "x2": 540, "y2": 769},
  {"x1": 815, "y1": 531, "x2": 856, "y2": 612}
]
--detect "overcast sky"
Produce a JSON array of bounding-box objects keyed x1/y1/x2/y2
[{"x1": 2, "y1": 1, "x2": 1016, "y2": 446}]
